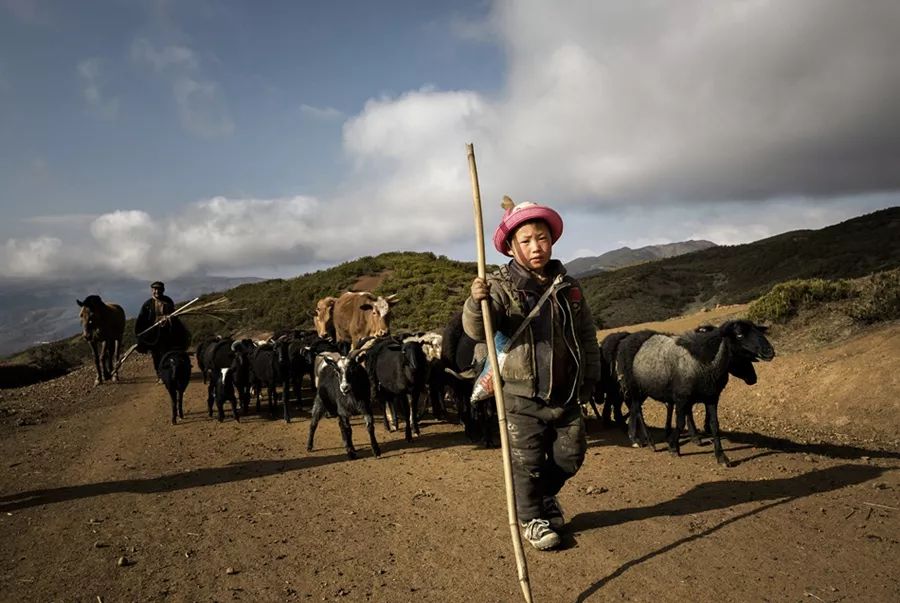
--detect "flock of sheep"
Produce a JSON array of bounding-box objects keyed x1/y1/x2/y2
[{"x1": 153, "y1": 288, "x2": 776, "y2": 469}]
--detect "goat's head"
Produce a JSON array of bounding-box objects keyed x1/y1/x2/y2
[{"x1": 323, "y1": 354, "x2": 355, "y2": 395}]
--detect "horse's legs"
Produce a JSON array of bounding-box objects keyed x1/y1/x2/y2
[
  {"x1": 111, "y1": 339, "x2": 121, "y2": 382},
  {"x1": 90, "y1": 342, "x2": 102, "y2": 385}
]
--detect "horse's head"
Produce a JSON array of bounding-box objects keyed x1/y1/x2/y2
[{"x1": 76, "y1": 295, "x2": 103, "y2": 340}]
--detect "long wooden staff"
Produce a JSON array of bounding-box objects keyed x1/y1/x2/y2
[
  {"x1": 466, "y1": 143, "x2": 534, "y2": 603},
  {"x1": 114, "y1": 296, "x2": 202, "y2": 375},
  {"x1": 134, "y1": 296, "x2": 201, "y2": 337}
]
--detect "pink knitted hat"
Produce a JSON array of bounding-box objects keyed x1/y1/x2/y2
[{"x1": 492, "y1": 197, "x2": 564, "y2": 256}]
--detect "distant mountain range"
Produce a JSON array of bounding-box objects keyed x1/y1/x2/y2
[
  {"x1": 566, "y1": 240, "x2": 718, "y2": 277},
  {"x1": 0, "y1": 275, "x2": 262, "y2": 357}
]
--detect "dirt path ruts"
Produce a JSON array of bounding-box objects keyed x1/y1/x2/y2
[{"x1": 1, "y1": 356, "x2": 898, "y2": 602}]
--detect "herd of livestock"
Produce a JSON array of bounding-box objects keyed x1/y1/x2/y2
[{"x1": 76, "y1": 289, "x2": 776, "y2": 468}]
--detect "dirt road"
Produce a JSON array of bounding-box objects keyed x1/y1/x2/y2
[{"x1": 1, "y1": 355, "x2": 898, "y2": 602}]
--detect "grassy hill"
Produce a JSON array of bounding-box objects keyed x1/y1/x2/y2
[
  {"x1": 2, "y1": 252, "x2": 487, "y2": 386},
  {"x1": 580, "y1": 206, "x2": 900, "y2": 328},
  {"x1": 180, "y1": 251, "x2": 485, "y2": 340},
  {"x1": 3, "y1": 206, "x2": 898, "y2": 386}
]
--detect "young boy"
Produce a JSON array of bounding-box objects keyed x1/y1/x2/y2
[{"x1": 463, "y1": 199, "x2": 601, "y2": 550}]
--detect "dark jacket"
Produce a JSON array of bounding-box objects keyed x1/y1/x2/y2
[
  {"x1": 462, "y1": 259, "x2": 601, "y2": 404},
  {"x1": 136, "y1": 295, "x2": 175, "y2": 333},
  {"x1": 135, "y1": 294, "x2": 179, "y2": 352}
]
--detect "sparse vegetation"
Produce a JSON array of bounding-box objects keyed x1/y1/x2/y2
[
  {"x1": 747, "y1": 278, "x2": 854, "y2": 323},
  {"x1": 846, "y1": 269, "x2": 900, "y2": 324},
  {"x1": 747, "y1": 268, "x2": 900, "y2": 325}
]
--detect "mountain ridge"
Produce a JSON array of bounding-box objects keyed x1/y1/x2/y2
[{"x1": 566, "y1": 239, "x2": 718, "y2": 277}]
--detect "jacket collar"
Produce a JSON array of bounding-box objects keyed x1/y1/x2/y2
[{"x1": 506, "y1": 259, "x2": 567, "y2": 290}]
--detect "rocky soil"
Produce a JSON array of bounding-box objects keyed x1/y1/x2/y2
[{"x1": 1, "y1": 313, "x2": 898, "y2": 602}]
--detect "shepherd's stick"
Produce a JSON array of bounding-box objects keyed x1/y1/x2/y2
[
  {"x1": 466, "y1": 143, "x2": 534, "y2": 603},
  {"x1": 112, "y1": 343, "x2": 138, "y2": 376},
  {"x1": 135, "y1": 297, "x2": 201, "y2": 337}
]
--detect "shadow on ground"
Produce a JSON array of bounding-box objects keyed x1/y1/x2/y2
[
  {"x1": 572, "y1": 463, "x2": 890, "y2": 602},
  {"x1": 0, "y1": 427, "x2": 477, "y2": 512}
]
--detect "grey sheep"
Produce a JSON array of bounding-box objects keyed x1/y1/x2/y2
[{"x1": 616, "y1": 320, "x2": 775, "y2": 467}]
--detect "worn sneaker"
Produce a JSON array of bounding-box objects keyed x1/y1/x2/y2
[
  {"x1": 521, "y1": 518, "x2": 561, "y2": 551},
  {"x1": 542, "y1": 496, "x2": 565, "y2": 530}
]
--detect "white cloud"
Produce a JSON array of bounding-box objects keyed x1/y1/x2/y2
[
  {"x1": 131, "y1": 38, "x2": 233, "y2": 138},
  {"x1": 300, "y1": 104, "x2": 344, "y2": 121},
  {"x1": 1, "y1": 237, "x2": 66, "y2": 277},
  {"x1": 4, "y1": 196, "x2": 337, "y2": 280},
  {"x1": 4, "y1": 1, "x2": 900, "y2": 281},
  {"x1": 77, "y1": 58, "x2": 119, "y2": 120},
  {"x1": 324, "y1": 0, "x2": 900, "y2": 263}
]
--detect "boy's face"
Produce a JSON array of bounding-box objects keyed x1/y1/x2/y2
[
  {"x1": 151, "y1": 287, "x2": 163, "y2": 299},
  {"x1": 509, "y1": 220, "x2": 552, "y2": 272}
]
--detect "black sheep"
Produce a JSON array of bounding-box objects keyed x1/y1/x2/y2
[
  {"x1": 307, "y1": 353, "x2": 380, "y2": 460},
  {"x1": 273, "y1": 329, "x2": 319, "y2": 422},
  {"x1": 158, "y1": 350, "x2": 191, "y2": 424},
  {"x1": 195, "y1": 335, "x2": 222, "y2": 384},
  {"x1": 439, "y1": 312, "x2": 497, "y2": 447},
  {"x1": 598, "y1": 331, "x2": 630, "y2": 427},
  {"x1": 230, "y1": 339, "x2": 255, "y2": 415},
  {"x1": 201, "y1": 338, "x2": 240, "y2": 422},
  {"x1": 364, "y1": 336, "x2": 428, "y2": 442},
  {"x1": 617, "y1": 320, "x2": 774, "y2": 466},
  {"x1": 249, "y1": 343, "x2": 282, "y2": 418}
]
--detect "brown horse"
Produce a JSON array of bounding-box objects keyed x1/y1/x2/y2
[{"x1": 77, "y1": 295, "x2": 126, "y2": 385}]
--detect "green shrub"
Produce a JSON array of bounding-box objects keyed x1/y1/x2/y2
[
  {"x1": 747, "y1": 278, "x2": 855, "y2": 323},
  {"x1": 847, "y1": 269, "x2": 900, "y2": 323}
]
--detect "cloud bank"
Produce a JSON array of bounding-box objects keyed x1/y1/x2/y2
[{"x1": 4, "y1": 0, "x2": 900, "y2": 280}]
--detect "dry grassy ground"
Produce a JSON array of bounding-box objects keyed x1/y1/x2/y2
[{"x1": 1, "y1": 312, "x2": 898, "y2": 602}]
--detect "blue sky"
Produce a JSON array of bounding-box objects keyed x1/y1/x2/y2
[{"x1": 2, "y1": 0, "x2": 899, "y2": 281}]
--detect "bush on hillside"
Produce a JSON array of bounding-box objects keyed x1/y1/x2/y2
[
  {"x1": 846, "y1": 269, "x2": 900, "y2": 323},
  {"x1": 747, "y1": 278, "x2": 854, "y2": 323}
]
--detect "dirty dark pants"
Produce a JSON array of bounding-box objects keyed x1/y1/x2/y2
[{"x1": 505, "y1": 394, "x2": 587, "y2": 522}]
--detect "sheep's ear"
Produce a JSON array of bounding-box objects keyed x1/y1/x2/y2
[
  {"x1": 757, "y1": 325, "x2": 769, "y2": 333},
  {"x1": 76, "y1": 299, "x2": 84, "y2": 307}
]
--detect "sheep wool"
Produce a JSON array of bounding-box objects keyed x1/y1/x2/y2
[{"x1": 632, "y1": 334, "x2": 730, "y2": 401}]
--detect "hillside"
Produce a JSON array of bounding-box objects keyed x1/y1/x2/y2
[
  {"x1": 5, "y1": 207, "x2": 899, "y2": 385},
  {"x1": 2, "y1": 252, "x2": 485, "y2": 385},
  {"x1": 566, "y1": 240, "x2": 717, "y2": 277},
  {"x1": 0, "y1": 275, "x2": 263, "y2": 357},
  {"x1": 582, "y1": 206, "x2": 900, "y2": 328}
]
